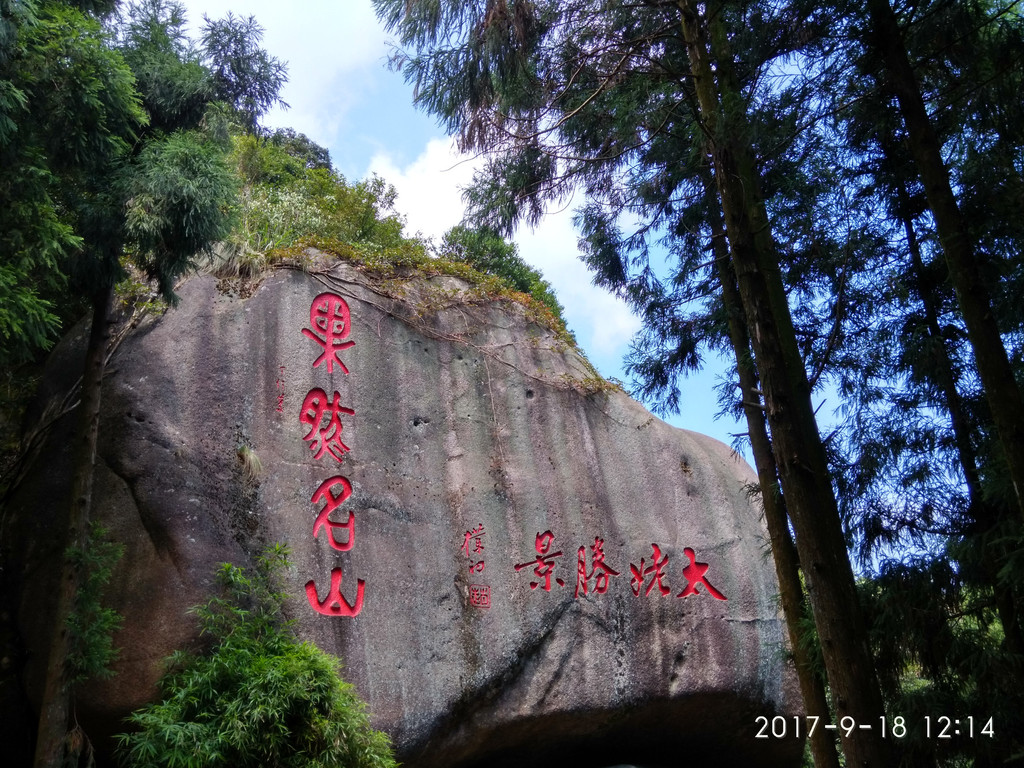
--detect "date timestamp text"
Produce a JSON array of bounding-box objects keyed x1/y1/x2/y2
[{"x1": 755, "y1": 715, "x2": 995, "y2": 739}]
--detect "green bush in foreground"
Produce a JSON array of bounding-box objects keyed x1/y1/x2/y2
[{"x1": 117, "y1": 545, "x2": 396, "y2": 768}]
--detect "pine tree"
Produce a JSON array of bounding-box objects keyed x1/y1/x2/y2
[
  {"x1": 821, "y1": 3, "x2": 1024, "y2": 761},
  {"x1": 23, "y1": 3, "x2": 285, "y2": 766},
  {"x1": 862, "y1": 0, "x2": 1024, "y2": 523},
  {"x1": 374, "y1": 1, "x2": 894, "y2": 763}
]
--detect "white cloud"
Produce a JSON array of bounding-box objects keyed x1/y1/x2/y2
[
  {"x1": 514, "y1": 208, "x2": 641, "y2": 362},
  {"x1": 177, "y1": 1, "x2": 390, "y2": 152},
  {"x1": 180, "y1": 1, "x2": 386, "y2": 75},
  {"x1": 366, "y1": 139, "x2": 641, "y2": 374},
  {"x1": 366, "y1": 138, "x2": 477, "y2": 241}
]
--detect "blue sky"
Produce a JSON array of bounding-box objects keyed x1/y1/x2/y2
[{"x1": 177, "y1": 0, "x2": 748, "y2": 453}]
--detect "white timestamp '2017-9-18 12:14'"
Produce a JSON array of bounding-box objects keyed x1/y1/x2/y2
[{"x1": 754, "y1": 715, "x2": 995, "y2": 740}]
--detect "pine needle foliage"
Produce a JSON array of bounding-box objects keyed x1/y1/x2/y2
[
  {"x1": 65, "y1": 524, "x2": 124, "y2": 686},
  {"x1": 860, "y1": 547, "x2": 1024, "y2": 766},
  {"x1": 116, "y1": 545, "x2": 397, "y2": 768}
]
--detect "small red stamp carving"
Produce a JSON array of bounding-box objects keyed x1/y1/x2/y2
[{"x1": 469, "y1": 584, "x2": 491, "y2": 608}]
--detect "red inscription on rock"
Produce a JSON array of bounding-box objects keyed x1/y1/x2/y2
[
  {"x1": 574, "y1": 536, "x2": 621, "y2": 598},
  {"x1": 462, "y1": 524, "x2": 485, "y2": 556},
  {"x1": 300, "y1": 388, "x2": 355, "y2": 462},
  {"x1": 298, "y1": 291, "x2": 366, "y2": 618},
  {"x1": 514, "y1": 530, "x2": 565, "y2": 591},
  {"x1": 311, "y1": 476, "x2": 355, "y2": 551},
  {"x1": 677, "y1": 547, "x2": 727, "y2": 600},
  {"x1": 629, "y1": 543, "x2": 671, "y2": 597},
  {"x1": 469, "y1": 584, "x2": 491, "y2": 608},
  {"x1": 460, "y1": 524, "x2": 490, "y2": 606},
  {"x1": 302, "y1": 292, "x2": 355, "y2": 374},
  {"x1": 306, "y1": 567, "x2": 365, "y2": 616},
  {"x1": 275, "y1": 365, "x2": 285, "y2": 413},
  {"x1": 462, "y1": 524, "x2": 486, "y2": 574}
]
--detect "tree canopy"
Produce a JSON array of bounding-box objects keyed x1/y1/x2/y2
[
  {"x1": 374, "y1": 0, "x2": 1024, "y2": 764},
  {"x1": 2, "y1": 4, "x2": 572, "y2": 768},
  {"x1": 1, "y1": 3, "x2": 290, "y2": 766}
]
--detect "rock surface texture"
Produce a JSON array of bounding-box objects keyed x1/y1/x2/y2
[{"x1": 7, "y1": 258, "x2": 801, "y2": 767}]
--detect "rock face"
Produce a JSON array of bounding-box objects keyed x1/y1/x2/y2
[{"x1": 6, "y1": 258, "x2": 801, "y2": 766}]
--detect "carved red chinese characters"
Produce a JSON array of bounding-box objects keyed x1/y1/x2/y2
[
  {"x1": 302, "y1": 292, "x2": 355, "y2": 374},
  {"x1": 275, "y1": 365, "x2": 285, "y2": 413},
  {"x1": 460, "y1": 524, "x2": 490, "y2": 608},
  {"x1": 462, "y1": 524, "x2": 486, "y2": 573},
  {"x1": 299, "y1": 291, "x2": 365, "y2": 618},
  {"x1": 311, "y1": 476, "x2": 355, "y2": 551},
  {"x1": 306, "y1": 567, "x2": 365, "y2": 616},
  {"x1": 513, "y1": 532, "x2": 727, "y2": 603},
  {"x1": 630, "y1": 543, "x2": 671, "y2": 597},
  {"x1": 300, "y1": 388, "x2": 355, "y2": 462},
  {"x1": 574, "y1": 536, "x2": 620, "y2": 598},
  {"x1": 514, "y1": 530, "x2": 565, "y2": 591},
  {"x1": 677, "y1": 547, "x2": 727, "y2": 600},
  {"x1": 469, "y1": 584, "x2": 491, "y2": 608}
]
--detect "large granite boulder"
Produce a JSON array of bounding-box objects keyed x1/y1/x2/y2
[{"x1": 5, "y1": 257, "x2": 801, "y2": 766}]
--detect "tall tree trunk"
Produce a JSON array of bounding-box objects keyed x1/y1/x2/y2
[
  {"x1": 677, "y1": 3, "x2": 892, "y2": 764},
  {"x1": 894, "y1": 184, "x2": 1024, "y2": 655},
  {"x1": 865, "y1": 0, "x2": 1024, "y2": 522},
  {"x1": 709, "y1": 202, "x2": 842, "y2": 768},
  {"x1": 33, "y1": 284, "x2": 114, "y2": 768}
]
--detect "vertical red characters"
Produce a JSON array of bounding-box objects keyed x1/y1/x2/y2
[
  {"x1": 302, "y1": 292, "x2": 355, "y2": 374},
  {"x1": 275, "y1": 366, "x2": 285, "y2": 413},
  {"x1": 300, "y1": 292, "x2": 365, "y2": 617},
  {"x1": 461, "y1": 524, "x2": 490, "y2": 608}
]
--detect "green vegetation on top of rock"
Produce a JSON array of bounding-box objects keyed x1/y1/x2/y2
[{"x1": 217, "y1": 128, "x2": 574, "y2": 344}]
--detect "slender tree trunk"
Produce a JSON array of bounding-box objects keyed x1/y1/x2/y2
[
  {"x1": 33, "y1": 284, "x2": 114, "y2": 768},
  {"x1": 709, "y1": 204, "x2": 842, "y2": 768},
  {"x1": 895, "y1": 186, "x2": 1024, "y2": 655},
  {"x1": 865, "y1": 0, "x2": 1024, "y2": 522},
  {"x1": 677, "y1": 3, "x2": 891, "y2": 764}
]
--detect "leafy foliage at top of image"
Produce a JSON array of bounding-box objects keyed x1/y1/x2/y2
[
  {"x1": 437, "y1": 224, "x2": 564, "y2": 322},
  {"x1": 117, "y1": 545, "x2": 397, "y2": 768}
]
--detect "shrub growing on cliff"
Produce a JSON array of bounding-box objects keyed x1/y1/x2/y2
[
  {"x1": 116, "y1": 545, "x2": 396, "y2": 768},
  {"x1": 438, "y1": 224, "x2": 564, "y2": 323}
]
